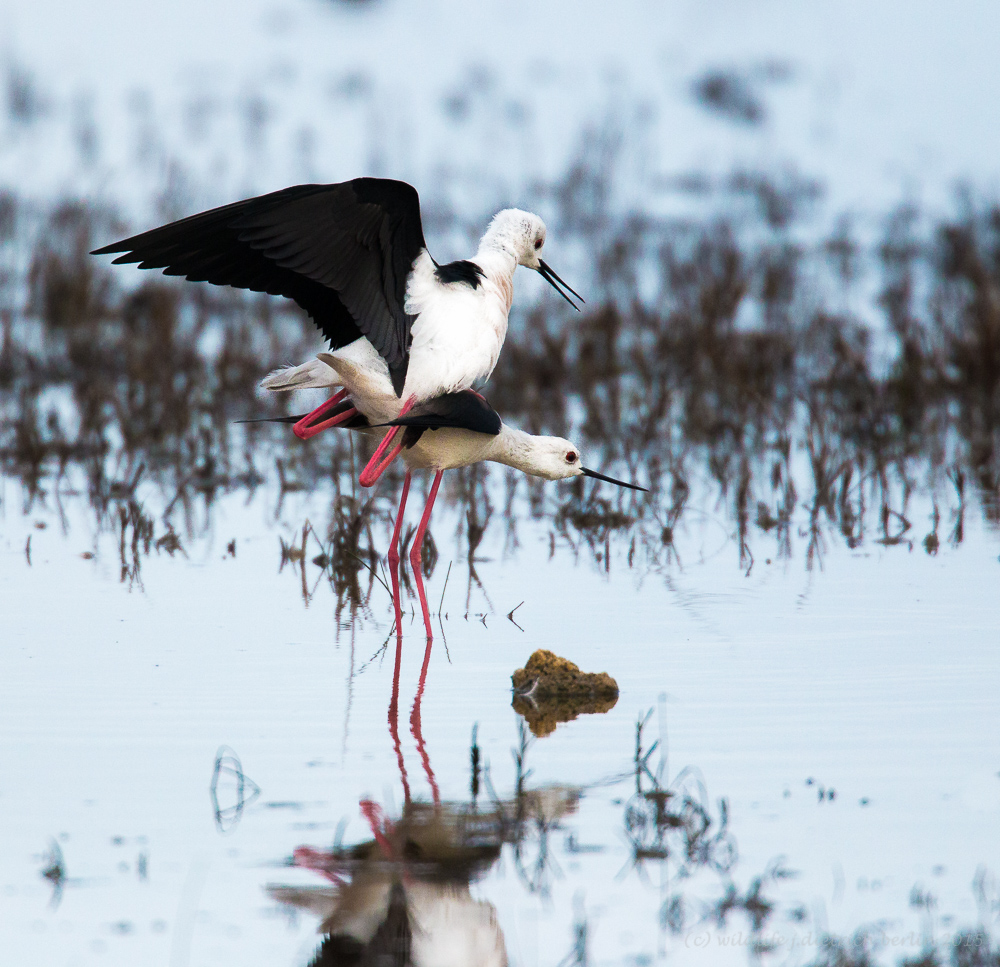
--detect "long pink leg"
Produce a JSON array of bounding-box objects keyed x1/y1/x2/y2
[
  {"x1": 387, "y1": 471, "x2": 411, "y2": 651},
  {"x1": 387, "y1": 471, "x2": 412, "y2": 574},
  {"x1": 410, "y1": 634, "x2": 440, "y2": 805},
  {"x1": 358, "y1": 398, "x2": 415, "y2": 487},
  {"x1": 409, "y1": 470, "x2": 444, "y2": 642},
  {"x1": 292, "y1": 388, "x2": 358, "y2": 440}
]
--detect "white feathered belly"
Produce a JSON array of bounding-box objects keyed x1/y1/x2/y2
[
  {"x1": 404, "y1": 318, "x2": 504, "y2": 399},
  {"x1": 402, "y1": 428, "x2": 495, "y2": 471}
]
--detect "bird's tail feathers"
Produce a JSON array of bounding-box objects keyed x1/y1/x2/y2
[
  {"x1": 316, "y1": 352, "x2": 374, "y2": 397},
  {"x1": 260, "y1": 358, "x2": 339, "y2": 392}
]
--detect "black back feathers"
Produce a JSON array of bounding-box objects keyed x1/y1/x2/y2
[{"x1": 388, "y1": 391, "x2": 502, "y2": 441}]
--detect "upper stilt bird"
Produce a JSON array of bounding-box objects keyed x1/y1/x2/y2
[{"x1": 91, "y1": 177, "x2": 584, "y2": 484}]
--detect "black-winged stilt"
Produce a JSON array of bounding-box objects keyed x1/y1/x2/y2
[
  {"x1": 266, "y1": 345, "x2": 645, "y2": 638},
  {"x1": 91, "y1": 177, "x2": 583, "y2": 485}
]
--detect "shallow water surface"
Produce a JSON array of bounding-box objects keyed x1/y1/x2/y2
[{"x1": 1, "y1": 462, "x2": 998, "y2": 965}]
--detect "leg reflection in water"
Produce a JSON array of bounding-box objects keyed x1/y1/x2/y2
[
  {"x1": 274, "y1": 614, "x2": 506, "y2": 965},
  {"x1": 409, "y1": 623, "x2": 440, "y2": 807},
  {"x1": 386, "y1": 596, "x2": 440, "y2": 809},
  {"x1": 269, "y1": 506, "x2": 594, "y2": 963}
]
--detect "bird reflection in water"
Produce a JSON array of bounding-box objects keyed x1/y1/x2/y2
[
  {"x1": 269, "y1": 620, "x2": 580, "y2": 963},
  {"x1": 275, "y1": 801, "x2": 508, "y2": 965},
  {"x1": 270, "y1": 781, "x2": 582, "y2": 965}
]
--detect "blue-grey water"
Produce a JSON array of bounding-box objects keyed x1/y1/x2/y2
[{"x1": 2, "y1": 456, "x2": 998, "y2": 965}]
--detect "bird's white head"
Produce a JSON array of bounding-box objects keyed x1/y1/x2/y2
[
  {"x1": 524, "y1": 435, "x2": 646, "y2": 491},
  {"x1": 482, "y1": 209, "x2": 547, "y2": 268},
  {"x1": 481, "y1": 209, "x2": 584, "y2": 310},
  {"x1": 523, "y1": 435, "x2": 585, "y2": 481}
]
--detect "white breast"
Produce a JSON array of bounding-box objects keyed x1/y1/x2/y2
[{"x1": 402, "y1": 252, "x2": 513, "y2": 402}]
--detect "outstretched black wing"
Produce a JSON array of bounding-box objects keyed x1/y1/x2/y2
[
  {"x1": 387, "y1": 391, "x2": 502, "y2": 438},
  {"x1": 92, "y1": 179, "x2": 426, "y2": 394}
]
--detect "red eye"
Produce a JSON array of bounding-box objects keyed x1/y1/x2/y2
[
  {"x1": 565, "y1": 451, "x2": 577, "y2": 463},
  {"x1": 534, "y1": 238, "x2": 543, "y2": 250}
]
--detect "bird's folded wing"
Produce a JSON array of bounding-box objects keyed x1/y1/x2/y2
[{"x1": 385, "y1": 391, "x2": 502, "y2": 436}]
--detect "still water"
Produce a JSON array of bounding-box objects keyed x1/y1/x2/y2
[{"x1": 2, "y1": 449, "x2": 998, "y2": 965}]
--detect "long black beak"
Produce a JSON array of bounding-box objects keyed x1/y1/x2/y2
[
  {"x1": 581, "y1": 467, "x2": 647, "y2": 492},
  {"x1": 235, "y1": 415, "x2": 305, "y2": 424},
  {"x1": 538, "y1": 260, "x2": 584, "y2": 312}
]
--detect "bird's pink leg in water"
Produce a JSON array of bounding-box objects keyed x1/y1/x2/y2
[
  {"x1": 386, "y1": 472, "x2": 412, "y2": 806},
  {"x1": 387, "y1": 471, "x2": 411, "y2": 580}
]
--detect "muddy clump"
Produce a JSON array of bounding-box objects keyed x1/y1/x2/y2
[{"x1": 511, "y1": 650, "x2": 619, "y2": 737}]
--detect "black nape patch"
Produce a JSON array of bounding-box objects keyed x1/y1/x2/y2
[{"x1": 434, "y1": 259, "x2": 486, "y2": 289}]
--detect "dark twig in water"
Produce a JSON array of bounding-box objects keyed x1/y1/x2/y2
[
  {"x1": 210, "y1": 745, "x2": 261, "y2": 834},
  {"x1": 437, "y1": 560, "x2": 452, "y2": 615},
  {"x1": 507, "y1": 600, "x2": 525, "y2": 631},
  {"x1": 345, "y1": 549, "x2": 391, "y2": 598}
]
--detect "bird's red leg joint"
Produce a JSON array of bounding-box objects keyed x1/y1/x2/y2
[
  {"x1": 292, "y1": 388, "x2": 354, "y2": 440},
  {"x1": 359, "y1": 438, "x2": 404, "y2": 487},
  {"x1": 358, "y1": 396, "x2": 415, "y2": 486}
]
